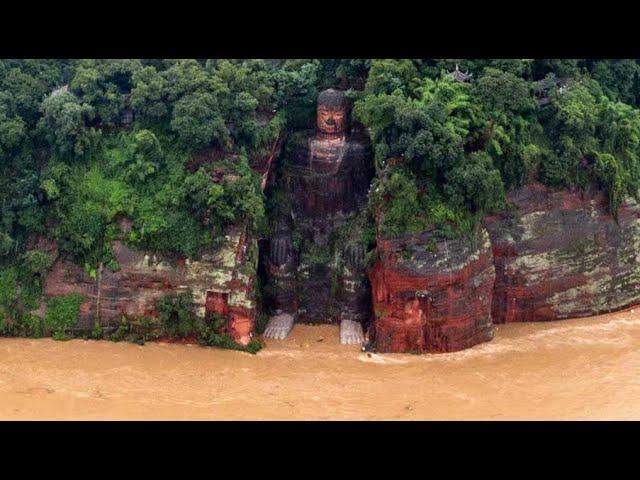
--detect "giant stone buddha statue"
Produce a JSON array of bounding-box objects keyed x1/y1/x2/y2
[{"x1": 263, "y1": 88, "x2": 373, "y2": 344}]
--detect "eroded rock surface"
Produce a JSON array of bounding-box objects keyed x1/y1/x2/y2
[
  {"x1": 44, "y1": 226, "x2": 258, "y2": 344},
  {"x1": 368, "y1": 229, "x2": 495, "y2": 353},
  {"x1": 485, "y1": 182, "x2": 640, "y2": 323}
]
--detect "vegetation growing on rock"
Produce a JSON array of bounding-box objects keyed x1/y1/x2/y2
[
  {"x1": 2, "y1": 58, "x2": 640, "y2": 347},
  {"x1": 353, "y1": 59, "x2": 640, "y2": 238},
  {"x1": 45, "y1": 293, "x2": 84, "y2": 339}
]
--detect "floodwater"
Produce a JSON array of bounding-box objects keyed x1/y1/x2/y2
[{"x1": 1, "y1": 309, "x2": 639, "y2": 420}]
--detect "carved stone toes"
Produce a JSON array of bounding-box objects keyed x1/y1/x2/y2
[
  {"x1": 340, "y1": 320, "x2": 364, "y2": 345},
  {"x1": 263, "y1": 314, "x2": 295, "y2": 340}
]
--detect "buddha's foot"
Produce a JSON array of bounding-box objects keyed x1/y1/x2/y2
[
  {"x1": 340, "y1": 319, "x2": 364, "y2": 345},
  {"x1": 263, "y1": 313, "x2": 295, "y2": 340}
]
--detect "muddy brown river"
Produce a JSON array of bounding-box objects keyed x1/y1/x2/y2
[{"x1": 1, "y1": 308, "x2": 639, "y2": 420}]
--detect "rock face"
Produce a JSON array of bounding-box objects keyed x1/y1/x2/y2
[
  {"x1": 485, "y1": 182, "x2": 640, "y2": 323},
  {"x1": 43, "y1": 139, "x2": 282, "y2": 345},
  {"x1": 368, "y1": 181, "x2": 640, "y2": 353},
  {"x1": 44, "y1": 226, "x2": 258, "y2": 344},
  {"x1": 39, "y1": 112, "x2": 640, "y2": 353},
  {"x1": 264, "y1": 89, "x2": 374, "y2": 327},
  {"x1": 368, "y1": 229, "x2": 495, "y2": 353}
]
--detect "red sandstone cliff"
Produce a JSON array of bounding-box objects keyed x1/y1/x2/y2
[
  {"x1": 368, "y1": 229, "x2": 495, "y2": 353},
  {"x1": 485, "y1": 182, "x2": 640, "y2": 323},
  {"x1": 369, "y1": 182, "x2": 640, "y2": 353},
  {"x1": 42, "y1": 165, "x2": 640, "y2": 352},
  {"x1": 44, "y1": 226, "x2": 257, "y2": 343}
]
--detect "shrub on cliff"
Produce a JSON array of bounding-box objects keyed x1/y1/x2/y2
[
  {"x1": 0, "y1": 262, "x2": 47, "y2": 337},
  {"x1": 23, "y1": 250, "x2": 54, "y2": 278},
  {"x1": 198, "y1": 313, "x2": 263, "y2": 354},
  {"x1": 371, "y1": 169, "x2": 470, "y2": 239},
  {"x1": 45, "y1": 293, "x2": 84, "y2": 340},
  {"x1": 156, "y1": 292, "x2": 263, "y2": 353},
  {"x1": 0, "y1": 267, "x2": 19, "y2": 328},
  {"x1": 157, "y1": 290, "x2": 197, "y2": 339},
  {"x1": 539, "y1": 79, "x2": 640, "y2": 212},
  {"x1": 121, "y1": 129, "x2": 163, "y2": 184},
  {"x1": 183, "y1": 156, "x2": 265, "y2": 237}
]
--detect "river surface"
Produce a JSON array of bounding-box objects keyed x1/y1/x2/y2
[{"x1": 1, "y1": 309, "x2": 639, "y2": 420}]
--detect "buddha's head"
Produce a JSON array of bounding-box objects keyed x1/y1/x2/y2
[{"x1": 317, "y1": 88, "x2": 347, "y2": 135}]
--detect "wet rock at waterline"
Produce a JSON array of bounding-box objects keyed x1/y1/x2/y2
[{"x1": 368, "y1": 229, "x2": 495, "y2": 353}]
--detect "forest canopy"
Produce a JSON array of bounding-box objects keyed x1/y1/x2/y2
[{"x1": 353, "y1": 59, "x2": 640, "y2": 237}]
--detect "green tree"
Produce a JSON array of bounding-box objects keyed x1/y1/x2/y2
[
  {"x1": 0, "y1": 67, "x2": 50, "y2": 126},
  {"x1": 170, "y1": 91, "x2": 230, "y2": 149},
  {"x1": 130, "y1": 65, "x2": 168, "y2": 123},
  {"x1": 272, "y1": 60, "x2": 320, "y2": 129},
  {"x1": 364, "y1": 59, "x2": 420, "y2": 96},
  {"x1": 445, "y1": 151, "x2": 505, "y2": 214},
  {"x1": 0, "y1": 93, "x2": 26, "y2": 156},
  {"x1": 590, "y1": 59, "x2": 640, "y2": 105},
  {"x1": 120, "y1": 129, "x2": 163, "y2": 183},
  {"x1": 38, "y1": 91, "x2": 98, "y2": 159},
  {"x1": 70, "y1": 59, "x2": 142, "y2": 125}
]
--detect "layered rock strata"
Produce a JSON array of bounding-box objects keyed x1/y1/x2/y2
[
  {"x1": 368, "y1": 229, "x2": 495, "y2": 353},
  {"x1": 44, "y1": 225, "x2": 257, "y2": 344},
  {"x1": 484, "y1": 182, "x2": 640, "y2": 323}
]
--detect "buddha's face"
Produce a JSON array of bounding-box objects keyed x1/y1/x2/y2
[{"x1": 317, "y1": 103, "x2": 346, "y2": 135}]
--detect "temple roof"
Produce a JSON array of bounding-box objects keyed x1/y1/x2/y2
[{"x1": 448, "y1": 64, "x2": 473, "y2": 83}]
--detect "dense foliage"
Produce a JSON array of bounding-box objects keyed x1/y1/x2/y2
[
  {"x1": 0, "y1": 59, "x2": 294, "y2": 336},
  {"x1": 2, "y1": 58, "x2": 640, "y2": 338},
  {"x1": 1, "y1": 60, "x2": 295, "y2": 273},
  {"x1": 353, "y1": 59, "x2": 640, "y2": 237},
  {"x1": 44, "y1": 293, "x2": 84, "y2": 339}
]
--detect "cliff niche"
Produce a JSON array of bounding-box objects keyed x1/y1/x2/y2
[{"x1": 262, "y1": 88, "x2": 374, "y2": 343}]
